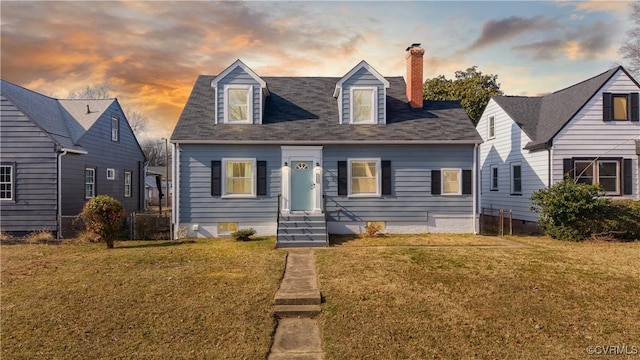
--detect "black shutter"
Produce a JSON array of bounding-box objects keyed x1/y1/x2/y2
[
  {"x1": 563, "y1": 158, "x2": 574, "y2": 179},
  {"x1": 603, "y1": 93, "x2": 612, "y2": 121},
  {"x1": 630, "y1": 93, "x2": 639, "y2": 121},
  {"x1": 623, "y1": 158, "x2": 633, "y2": 195},
  {"x1": 431, "y1": 170, "x2": 441, "y2": 195},
  {"x1": 337, "y1": 161, "x2": 347, "y2": 196},
  {"x1": 462, "y1": 170, "x2": 472, "y2": 195},
  {"x1": 257, "y1": 161, "x2": 267, "y2": 196},
  {"x1": 381, "y1": 160, "x2": 392, "y2": 195},
  {"x1": 211, "y1": 161, "x2": 221, "y2": 196}
]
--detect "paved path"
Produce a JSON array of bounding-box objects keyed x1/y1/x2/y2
[{"x1": 268, "y1": 249, "x2": 323, "y2": 360}]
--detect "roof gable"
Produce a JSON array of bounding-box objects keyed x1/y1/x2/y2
[
  {"x1": 210, "y1": 59, "x2": 268, "y2": 95},
  {"x1": 333, "y1": 60, "x2": 390, "y2": 97}
]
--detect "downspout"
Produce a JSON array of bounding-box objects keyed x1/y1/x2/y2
[
  {"x1": 547, "y1": 143, "x2": 553, "y2": 187},
  {"x1": 172, "y1": 143, "x2": 180, "y2": 238},
  {"x1": 57, "y1": 150, "x2": 68, "y2": 240},
  {"x1": 472, "y1": 143, "x2": 478, "y2": 235}
]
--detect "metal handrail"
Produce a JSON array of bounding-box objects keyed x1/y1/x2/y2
[
  {"x1": 276, "y1": 193, "x2": 281, "y2": 243},
  {"x1": 322, "y1": 193, "x2": 328, "y2": 244}
]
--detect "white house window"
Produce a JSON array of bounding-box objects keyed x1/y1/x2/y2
[
  {"x1": 488, "y1": 116, "x2": 495, "y2": 139},
  {"x1": 124, "y1": 171, "x2": 132, "y2": 197},
  {"x1": 85, "y1": 168, "x2": 96, "y2": 199},
  {"x1": 350, "y1": 87, "x2": 376, "y2": 124},
  {"x1": 490, "y1": 165, "x2": 499, "y2": 191},
  {"x1": 111, "y1": 117, "x2": 119, "y2": 141},
  {"x1": 511, "y1": 163, "x2": 522, "y2": 195},
  {"x1": 107, "y1": 168, "x2": 115, "y2": 180},
  {"x1": 225, "y1": 85, "x2": 253, "y2": 123},
  {"x1": 574, "y1": 160, "x2": 620, "y2": 194},
  {"x1": 348, "y1": 159, "x2": 380, "y2": 196},
  {"x1": 0, "y1": 164, "x2": 14, "y2": 200},
  {"x1": 613, "y1": 95, "x2": 628, "y2": 121},
  {"x1": 222, "y1": 158, "x2": 256, "y2": 197},
  {"x1": 442, "y1": 168, "x2": 462, "y2": 195}
]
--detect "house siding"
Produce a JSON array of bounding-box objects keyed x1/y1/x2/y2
[
  {"x1": 552, "y1": 70, "x2": 640, "y2": 198},
  {"x1": 215, "y1": 66, "x2": 262, "y2": 124},
  {"x1": 0, "y1": 94, "x2": 59, "y2": 233},
  {"x1": 61, "y1": 101, "x2": 145, "y2": 216},
  {"x1": 341, "y1": 67, "x2": 386, "y2": 125},
  {"x1": 478, "y1": 99, "x2": 548, "y2": 222}
]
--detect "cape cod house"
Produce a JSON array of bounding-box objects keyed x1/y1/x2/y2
[
  {"x1": 0, "y1": 79, "x2": 146, "y2": 237},
  {"x1": 170, "y1": 45, "x2": 483, "y2": 246},
  {"x1": 477, "y1": 66, "x2": 640, "y2": 227}
]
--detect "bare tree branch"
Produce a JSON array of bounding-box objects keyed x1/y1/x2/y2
[{"x1": 620, "y1": 1, "x2": 640, "y2": 77}]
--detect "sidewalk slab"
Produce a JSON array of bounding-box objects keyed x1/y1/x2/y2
[{"x1": 268, "y1": 318, "x2": 323, "y2": 360}]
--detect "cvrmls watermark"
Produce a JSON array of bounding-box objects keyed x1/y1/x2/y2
[{"x1": 586, "y1": 345, "x2": 638, "y2": 356}]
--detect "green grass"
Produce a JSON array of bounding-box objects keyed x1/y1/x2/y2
[
  {"x1": 1, "y1": 238, "x2": 286, "y2": 359},
  {"x1": 330, "y1": 233, "x2": 507, "y2": 247},
  {"x1": 316, "y1": 235, "x2": 640, "y2": 359}
]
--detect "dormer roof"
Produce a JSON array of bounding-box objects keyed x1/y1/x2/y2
[
  {"x1": 211, "y1": 59, "x2": 269, "y2": 96},
  {"x1": 333, "y1": 60, "x2": 390, "y2": 98}
]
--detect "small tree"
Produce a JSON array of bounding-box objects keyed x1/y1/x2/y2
[
  {"x1": 81, "y1": 195, "x2": 125, "y2": 248},
  {"x1": 530, "y1": 179, "x2": 609, "y2": 241}
]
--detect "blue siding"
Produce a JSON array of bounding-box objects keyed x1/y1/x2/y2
[
  {"x1": 215, "y1": 67, "x2": 261, "y2": 124},
  {"x1": 323, "y1": 145, "x2": 474, "y2": 221},
  {"x1": 179, "y1": 144, "x2": 280, "y2": 223},
  {"x1": 341, "y1": 67, "x2": 386, "y2": 124}
]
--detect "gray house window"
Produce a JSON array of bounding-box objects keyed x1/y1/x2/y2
[
  {"x1": 0, "y1": 164, "x2": 14, "y2": 200},
  {"x1": 490, "y1": 165, "x2": 499, "y2": 191},
  {"x1": 85, "y1": 168, "x2": 96, "y2": 199},
  {"x1": 511, "y1": 163, "x2": 522, "y2": 195},
  {"x1": 111, "y1": 117, "x2": 119, "y2": 142},
  {"x1": 488, "y1": 116, "x2": 495, "y2": 139},
  {"x1": 124, "y1": 171, "x2": 132, "y2": 197}
]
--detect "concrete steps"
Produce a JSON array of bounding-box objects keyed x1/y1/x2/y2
[{"x1": 276, "y1": 214, "x2": 328, "y2": 248}]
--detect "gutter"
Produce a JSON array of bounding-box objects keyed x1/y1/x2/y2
[
  {"x1": 472, "y1": 143, "x2": 478, "y2": 235},
  {"x1": 171, "y1": 139, "x2": 483, "y2": 145},
  {"x1": 172, "y1": 143, "x2": 180, "y2": 238},
  {"x1": 57, "y1": 147, "x2": 88, "y2": 240}
]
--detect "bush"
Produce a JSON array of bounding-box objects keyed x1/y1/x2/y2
[
  {"x1": 81, "y1": 195, "x2": 125, "y2": 248},
  {"x1": 531, "y1": 179, "x2": 640, "y2": 241},
  {"x1": 530, "y1": 179, "x2": 609, "y2": 241},
  {"x1": 231, "y1": 228, "x2": 256, "y2": 241},
  {"x1": 25, "y1": 230, "x2": 55, "y2": 244},
  {"x1": 361, "y1": 222, "x2": 384, "y2": 238}
]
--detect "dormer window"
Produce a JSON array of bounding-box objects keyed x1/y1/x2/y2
[
  {"x1": 225, "y1": 85, "x2": 253, "y2": 123},
  {"x1": 351, "y1": 87, "x2": 376, "y2": 124}
]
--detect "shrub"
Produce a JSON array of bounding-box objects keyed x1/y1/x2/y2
[
  {"x1": 25, "y1": 230, "x2": 55, "y2": 244},
  {"x1": 0, "y1": 231, "x2": 14, "y2": 243},
  {"x1": 231, "y1": 228, "x2": 256, "y2": 241},
  {"x1": 81, "y1": 195, "x2": 125, "y2": 248},
  {"x1": 361, "y1": 222, "x2": 384, "y2": 238},
  {"x1": 597, "y1": 199, "x2": 640, "y2": 241},
  {"x1": 530, "y1": 179, "x2": 609, "y2": 241}
]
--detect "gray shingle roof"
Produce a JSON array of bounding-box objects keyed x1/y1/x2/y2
[
  {"x1": 171, "y1": 76, "x2": 482, "y2": 144},
  {"x1": 493, "y1": 66, "x2": 625, "y2": 150},
  {"x1": 1, "y1": 79, "x2": 113, "y2": 151}
]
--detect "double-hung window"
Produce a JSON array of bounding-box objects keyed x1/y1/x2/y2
[
  {"x1": 511, "y1": 163, "x2": 522, "y2": 195},
  {"x1": 222, "y1": 159, "x2": 256, "y2": 197},
  {"x1": 85, "y1": 168, "x2": 96, "y2": 199},
  {"x1": 0, "y1": 164, "x2": 14, "y2": 200},
  {"x1": 348, "y1": 159, "x2": 380, "y2": 196},
  {"x1": 225, "y1": 85, "x2": 252, "y2": 123},
  {"x1": 350, "y1": 87, "x2": 376, "y2": 124},
  {"x1": 124, "y1": 171, "x2": 132, "y2": 197},
  {"x1": 490, "y1": 165, "x2": 499, "y2": 191},
  {"x1": 488, "y1": 116, "x2": 495, "y2": 139},
  {"x1": 603, "y1": 92, "x2": 639, "y2": 121},
  {"x1": 442, "y1": 168, "x2": 462, "y2": 195},
  {"x1": 111, "y1": 117, "x2": 119, "y2": 141},
  {"x1": 574, "y1": 159, "x2": 620, "y2": 194}
]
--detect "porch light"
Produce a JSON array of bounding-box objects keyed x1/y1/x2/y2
[{"x1": 284, "y1": 162, "x2": 288, "y2": 167}]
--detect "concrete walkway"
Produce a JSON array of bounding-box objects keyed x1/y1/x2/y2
[{"x1": 269, "y1": 249, "x2": 323, "y2": 360}]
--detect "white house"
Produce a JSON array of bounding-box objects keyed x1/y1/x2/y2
[{"x1": 477, "y1": 66, "x2": 640, "y2": 225}]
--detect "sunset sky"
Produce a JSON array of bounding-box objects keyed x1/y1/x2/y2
[{"x1": 1, "y1": 1, "x2": 635, "y2": 139}]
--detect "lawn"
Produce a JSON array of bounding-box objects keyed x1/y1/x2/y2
[
  {"x1": 1, "y1": 238, "x2": 286, "y2": 359},
  {"x1": 316, "y1": 235, "x2": 640, "y2": 359}
]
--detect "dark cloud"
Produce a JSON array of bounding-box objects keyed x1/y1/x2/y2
[{"x1": 466, "y1": 15, "x2": 554, "y2": 52}]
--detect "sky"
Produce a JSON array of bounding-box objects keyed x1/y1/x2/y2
[{"x1": 1, "y1": 1, "x2": 635, "y2": 140}]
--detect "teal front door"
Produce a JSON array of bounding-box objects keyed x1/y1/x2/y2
[{"x1": 291, "y1": 161, "x2": 314, "y2": 211}]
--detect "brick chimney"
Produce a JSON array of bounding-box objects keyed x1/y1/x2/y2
[{"x1": 406, "y1": 43, "x2": 425, "y2": 109}]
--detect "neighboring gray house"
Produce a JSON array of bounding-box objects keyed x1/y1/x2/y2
[
  {"x1": 171, "y1": 45, "x2": 483, "y2": 247},
  {"x1": 145, "y1": 166, "x2": 172, "y2": 207},
  {"x1": 477, "y1": 66, "x2": 640, "y2": 225},
  {"x1": 0, "y1": 79, "x2": 146, "y2": 237}
]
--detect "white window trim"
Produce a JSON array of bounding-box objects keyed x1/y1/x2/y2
[
  {"x1": 490, "y1": 165, "x2": 499, "y2": 191},
  {"x1": 85, "y1": 168, "x2": 96, "y2": 199},
  {"x1": 511, "y1": 163, "x2": 522, "y2": 195},
  {"x1": 0, "y1": 164, "x2": 14, "y2": 201},
  {"x1": 124, "y1": 171, "x2": 132, "y2": 197},
  {"x1": 349, "y1": 86, "x2": 378, "y2": 124},
  {"x1": 107, "y1": 168, "x2": 115, "y2": 180},
  {"x1": 223, "y1": 85, "x2": 253, "y2": 124},
  {"x1": 574, "y1": 159, "x2": 621, "y2": 195},
  {"x1": 111, "y1": 117, "x2": 119, "y2": 142},
  {"x1": 221, "y1": 158, "x2": 257, "y2": 198},
  {"x1": 488, "y1": 115, "x2": 495, "y2": 139},
  {"x1": 347, "y1": 158, "x2": 381, "y2": 197},
  {"x1": 441, "y1": 168, "x2": 462, "y2": 196}
]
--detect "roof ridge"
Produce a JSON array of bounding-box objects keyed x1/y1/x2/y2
[{"x1": 550, "y1": 66, "x2": 619, "y2": 95}]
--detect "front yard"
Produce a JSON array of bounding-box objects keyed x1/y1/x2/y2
[{"x1": 2, "y1": 235, "x2": 639, "y2": 359}]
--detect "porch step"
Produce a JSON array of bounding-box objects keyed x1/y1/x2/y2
[
  {"x1": 274, "y1": 305, "x2": 321, "y2": 318},
  {"x1": 277, "y1": 214, "x2": 328, "y2": 248}
]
